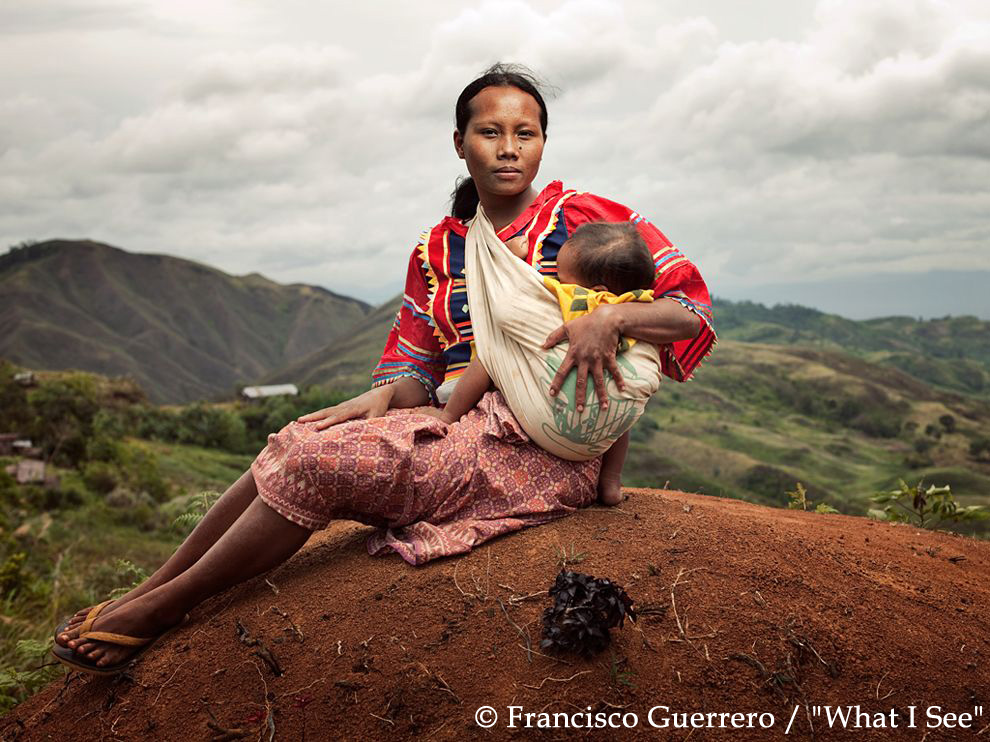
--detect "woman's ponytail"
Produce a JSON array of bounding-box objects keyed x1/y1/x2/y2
[{"x1": 450, "y1": 176, "x2": 481, "y2": 220}]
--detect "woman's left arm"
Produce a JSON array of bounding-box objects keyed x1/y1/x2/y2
[
  {"x1": 541, "y1": 300, "x2": 699, "y2": 411},
  {"x1": 546, "y1": 192, "x2": 717, "y2": 410}
]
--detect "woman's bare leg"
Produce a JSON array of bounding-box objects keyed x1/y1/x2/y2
[
  {"x1": 56, "y1": 469, "x2": 261, "y2": 646},
  {"x1": 69, "y1": 498, "x2": 311, "y2": 668}
]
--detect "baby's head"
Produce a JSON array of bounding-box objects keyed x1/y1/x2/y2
[{"x1": 556, "y1": 222, "x2": 655, "y2": 294}]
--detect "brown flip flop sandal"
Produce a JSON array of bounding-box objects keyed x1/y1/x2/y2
[
  {"x1": 53, "y1": 600, "x2": 115, "y2": 646},
  {"x1": 51, "y1": 600, "x2": 188, "y2": 676}
]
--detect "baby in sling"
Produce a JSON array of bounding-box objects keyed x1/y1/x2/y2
[{"x1": 437, "y1": 207, "x2": 663, "y2": 504}]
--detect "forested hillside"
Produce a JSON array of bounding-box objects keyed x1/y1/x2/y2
[
  {"x1": 0, "y1": 240, "x2": 371, "y2": 403},
  {"x1": 714, "y1": 299, "x2": 990, "y2": 398}
]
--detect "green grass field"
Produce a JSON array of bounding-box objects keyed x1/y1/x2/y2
[
  {"x1": 0, "y1": 442, "x2": 247, "y2": 710},
  {"x1": 623, "y1": 341, "x2": 990, "y2": 530}
]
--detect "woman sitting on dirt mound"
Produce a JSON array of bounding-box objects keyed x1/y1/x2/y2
[{"x1": 53, "y1": 63, "x2": 716, "y2": 674}]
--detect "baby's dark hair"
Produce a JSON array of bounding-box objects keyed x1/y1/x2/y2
[{"x1": 567, "y1": 222, "x2": 655, "y2": 294}]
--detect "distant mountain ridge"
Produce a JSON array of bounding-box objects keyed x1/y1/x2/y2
[
  {"x1": 261, "y1": 295, "x2": 402, "y2": 392},
  {"x1": 3, "y1": 241, "x2": 987, "y2": 527},
  {"x1": 0, "y1": 240, "x2": 371, "y2": 403},
  {"x1": 713, "y1": 299, "x2": 990, "y2": 398},
  {"x1": 268, "y1": 293, "x2": 990, "y2": 401},
  {"x1": 4, "y1": 238, "x2": 989, "y2": 409}
]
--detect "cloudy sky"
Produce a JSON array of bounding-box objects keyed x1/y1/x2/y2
[{"x1": 1, "y1": 0, "x2": 988, "y2": 318}]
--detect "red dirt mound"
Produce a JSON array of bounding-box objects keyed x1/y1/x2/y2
[{"x1": 5, "y1": 489, "x2": 990, "y2": 741}]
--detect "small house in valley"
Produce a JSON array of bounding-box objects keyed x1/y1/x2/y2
[{"x1": 241, "y1": 384, "x2": 299, "y2": 401}]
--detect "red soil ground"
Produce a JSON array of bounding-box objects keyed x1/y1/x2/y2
[{"x1": 5, "y1": 489, "x2": 989, "y2": 741}]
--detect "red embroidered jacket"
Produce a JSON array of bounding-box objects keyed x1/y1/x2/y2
[{"x1": 372, "y1": 181, "x2": 716, "y2": 403}]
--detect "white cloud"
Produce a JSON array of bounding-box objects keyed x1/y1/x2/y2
[{"x1": 0, "y1": 0, "x2": 987, "y2": 314}]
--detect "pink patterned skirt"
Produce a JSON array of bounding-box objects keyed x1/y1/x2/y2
[{"x1": 251, "y1": 391, "x2": 600, "y2": 565}]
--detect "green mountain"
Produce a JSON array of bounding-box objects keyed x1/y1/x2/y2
[
  {"x1": 0, "y1": 240, "x2": 371, "y2": 403},
  {"x1": 714, "y1": 299, "x2": 990, "y2": 398},
  {"x1": 262, "y1": 295, "x2": 402, "y2": 391}
]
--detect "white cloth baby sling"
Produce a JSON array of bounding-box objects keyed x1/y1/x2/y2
[{"x1": 464, "y1": 205, "x2": 662, "y2": 461}]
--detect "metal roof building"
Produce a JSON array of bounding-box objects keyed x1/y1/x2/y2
[{"x1": 240, "y1": 384, "x2": 299, "y2": 400}]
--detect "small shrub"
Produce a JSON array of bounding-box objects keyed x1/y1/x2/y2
[
  {"x1": 26, "y1": 373, "x2": 103, "y2": 466},
  {"x1": 132, "y1": 406, "x2": 181, "y2": 441},
  {"x1": 84, "y1": 410, "x2": 127, "y2": 463},
  {"x1": 23, "y1": 484, "x2": 78, "y2": 511},
  {"x1": 110, "y1": 498, "x2": 162, "y2": 532},
  {"x1": 0, "y1": 362, "x2": 33, "y2": 435},
  {"x1": 176, "y1": 404, "x2": 248, "y2": 452},
  {"x1": 742, "y1": 465, "x2": 791, "y2": 502},
  {"x1": 82, "y1": 461, "x2": 118, "y2": 495},
  {"x1": 903, "y1": 452, "x2": 934, "y2": 470},
  {"x1": 121, "y1": 442, "x2": 170, "y2": 501},
  {"x1": 869, "y1": 480, "x2": 990, "y2": 530},
  {"x1": 969, "y1": 438, "x2": 990, "y2": 462},
  {"x1": 824, "y1": 442, "x2": 853, "y2": 457},
  {"x1": 850, "y1": 412, "x2": 902, "y2": 439},
  {"x1": 108, "y1": 559, "x2": 150, "y2": 600},
  {"x1": 53, "y1": 472, "x2": 91, "y2": 508},
  {"x1": 786, "y1": 482, "x2": 839, "y2": 514},
  {"x1": 172, "y1": 490, "x2": 221, "y2": 532},
  {"x1": 0, "y1": 551, "x2": 27, "y2": 594},
  {"x1": 0, "y1": 470, "x2": 20, "y2": 506},
  {"x1": 0, "y1": 639, "x2": 62, "y2": 713},
  {"x1": 629, "y1": 415, "x2": 659, "y2": 444}
]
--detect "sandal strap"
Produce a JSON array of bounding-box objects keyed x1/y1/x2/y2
[
  {"x1": 78, "y1": 630, "x2": 153, "y2": 647},
  {"x1": 78, "y1": 600, "x2": 114, "y2": 635}
]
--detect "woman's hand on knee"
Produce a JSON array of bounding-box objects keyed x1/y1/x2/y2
[{"x1": 297, "y1": 386, "x2": 394, "y2": 430}]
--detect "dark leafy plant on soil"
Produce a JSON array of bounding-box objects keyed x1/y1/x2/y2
[
  {"x1": 869, "y1": 480, "x2": 989, "y2": 530},
  {"x1": 540, "y1": 571, "x2": 636, "y2": 657}
]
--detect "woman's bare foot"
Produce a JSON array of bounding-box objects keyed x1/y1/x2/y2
[
  {"x1": 65, "y1": 592, "x2": 185, "y2": 669},
  {"x1": 597, "y1": 474, "x2": 624, "y2": 506}
]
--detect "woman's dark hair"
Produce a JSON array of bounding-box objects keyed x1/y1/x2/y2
[
  {"x1": 451, "y1": 63, "x2": 550, "y2": 220},
  {"x1": 569, "y1": 222, "x2": 655, "y2": 295}
]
